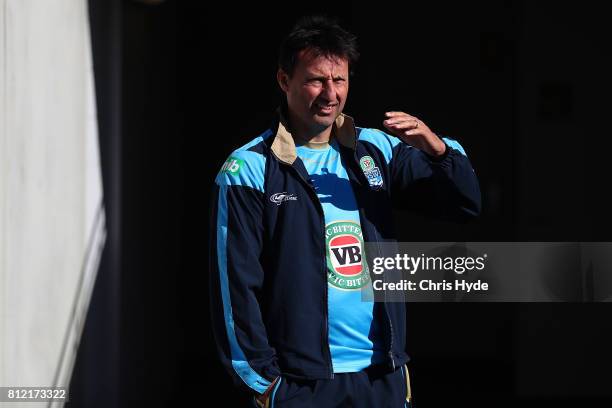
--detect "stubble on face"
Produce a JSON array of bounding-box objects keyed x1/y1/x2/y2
[{"x1": 283, "y1": 49, "x2": 349, "y2": 141}]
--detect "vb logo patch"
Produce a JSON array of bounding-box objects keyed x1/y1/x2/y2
[
  {"x1": 326, "y1": 220, "x2": 370, "y2": 290},
  {"x1": 220, "y1": 156, "x2": 243, "y2": 175},
  {"x1": 359, "y1": 155, "x2": 383, "y2": 189}
]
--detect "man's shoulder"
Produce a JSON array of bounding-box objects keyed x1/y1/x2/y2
[
  {"x1": 356, "y1": 127, "x2": 403, "y2": 164},
  {"x1": 355, "y1": 127, "x2": 469, "y2": 161},
  {"x1": 231, "y1": 128, "x2": 275, "y2": 156},
  {"x1": 215, "y1": 129, "x2": 274, "y2": 192}
]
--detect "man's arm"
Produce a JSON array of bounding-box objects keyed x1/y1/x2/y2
[
  {"x1": 366, "y1": 111, "x2": 481, "y2": 221},
  {"x1": 209, "y1": 151, "x2": 281, "y2": 396}
]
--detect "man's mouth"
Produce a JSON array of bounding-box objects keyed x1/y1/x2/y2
[{"x1": 313, "y1": 102, "x2": 338, "y2": 114}]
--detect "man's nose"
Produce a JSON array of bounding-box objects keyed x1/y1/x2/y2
[{"x1": 321, "y1": 80, "x2": 337, "y2": 101}]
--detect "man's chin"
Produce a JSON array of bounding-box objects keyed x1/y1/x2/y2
[{"x1": 313, "y1": 113, "x2": 338, "y2": 128}]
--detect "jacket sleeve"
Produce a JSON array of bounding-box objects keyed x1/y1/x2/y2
[
  {"x1": 360, "y1": 129, "x2": 481, "y2": 221},
  {"x1": 209, "y1": 151, "x2": 280, "y2": 394},
  {"x1": 389, "y1": 134, "x2": 481, "y2": 221}
]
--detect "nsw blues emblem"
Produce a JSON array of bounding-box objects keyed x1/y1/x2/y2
[{"x1": 359, "y1": 155, "x2": 383, "y2": 189}]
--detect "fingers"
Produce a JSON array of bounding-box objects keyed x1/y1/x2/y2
[
  {"x1": 384, "y1": 117, "x2": 419, "y2": 130},
  {"x1": 401, "y1": 129, "x2": 420, "y2": 137},
  {"x1": 384, "y1": 111, "x2": 418, "y2": 124},
  {"x1": 385, "y1": 111, "x2": 413, "y2": 118}
]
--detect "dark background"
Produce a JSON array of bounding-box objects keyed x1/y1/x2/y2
[{"x1": 68, "y1": 1, "x2": 612, "y2": 406}]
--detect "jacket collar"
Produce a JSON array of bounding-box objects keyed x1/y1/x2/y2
[{"x1": 271, "y1": 105, "x2": 357, "y2": 165}]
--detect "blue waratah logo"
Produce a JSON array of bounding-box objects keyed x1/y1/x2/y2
[
  {"x1": 270, "y1": 192, "x2": 298, "y2": 205},
  {"x1": 359, "y1": 155, "x2": 383, "y2": 189}
]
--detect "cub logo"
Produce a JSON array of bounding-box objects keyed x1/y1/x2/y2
[{"x1": 326, "y1": 220, "x2": 370, "y2": 290}]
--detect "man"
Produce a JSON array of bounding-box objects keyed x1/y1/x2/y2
[{"x1": 210, "y1": 15, "x2": 480, "y2": 407}]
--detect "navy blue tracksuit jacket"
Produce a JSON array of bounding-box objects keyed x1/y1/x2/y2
[{"x1": 209, "y1": 111, "x2": 481, "y2": 395}]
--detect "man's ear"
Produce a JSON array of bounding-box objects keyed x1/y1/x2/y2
[{"x1": 277, "y1": 69, "x2": 289, "y2": 93}]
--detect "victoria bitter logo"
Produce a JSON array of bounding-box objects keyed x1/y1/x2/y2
[{"x1": 326, "y1": 220, "x2": 370, "y2": 290}]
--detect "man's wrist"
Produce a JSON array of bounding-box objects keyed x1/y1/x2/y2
[
  {"x1": 425, "y1": 140, "x2": 450, "y2": 162},
  {"x1": 428, "y1": 136, "x2": 447, "y2": 157}
]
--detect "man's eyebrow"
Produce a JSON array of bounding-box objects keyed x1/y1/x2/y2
[{"x1": 305, "y1": 74, "x2": 346, "y2": 81}]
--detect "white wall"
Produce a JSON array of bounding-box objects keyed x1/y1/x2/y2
[{"x1": 0, "y1": 0, "x2": 105, "y2": 406}]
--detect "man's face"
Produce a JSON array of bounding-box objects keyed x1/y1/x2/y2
[{"x1": 278, "y1": 49, "x2": 349, "y2": 134}]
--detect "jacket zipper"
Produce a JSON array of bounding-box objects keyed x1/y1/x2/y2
[
  {"x1": 289, "y1": 165, "x2": 335, "y2": 379},
  {"x1": 372, "y1": 210, "x2": 396, "y2": 371},
  {"x1": 376, "y1": 223, "x2": 395, "y2": 371},
  {"x1": 351, "y1": 149, "x2": 396, "y2": 371},
  {"x1": 387, "y1": 310, "x2": 396, "y2": 371}
]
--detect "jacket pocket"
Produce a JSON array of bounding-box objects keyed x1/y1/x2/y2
[
  {"x1": 253, "y1": 377, "x2": 283, "y2": 408},
  {"x1": 269, "y1": 377, "x2": 283, "y2": 407}
]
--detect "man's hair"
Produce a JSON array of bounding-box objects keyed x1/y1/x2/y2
[{"x1": 278, "y1": 15, "x2": 359, "y2": 77}]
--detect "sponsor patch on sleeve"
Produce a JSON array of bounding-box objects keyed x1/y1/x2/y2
[{"x1": 219, "y1": 156, "x2": 243, "y2": 175}]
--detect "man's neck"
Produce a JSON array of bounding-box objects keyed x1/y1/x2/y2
[{"x1": 287, "y1": 111, "x2": 334, "y2": 144}]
